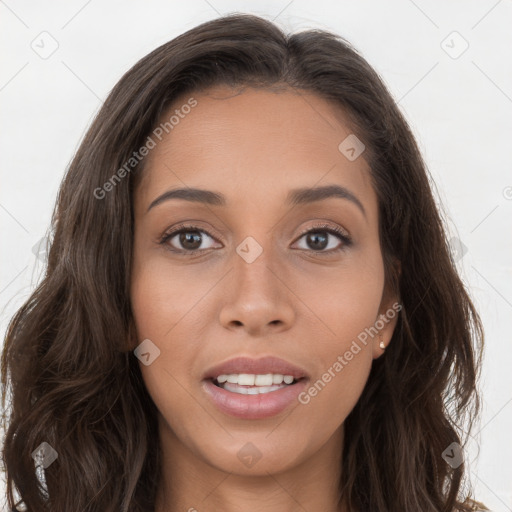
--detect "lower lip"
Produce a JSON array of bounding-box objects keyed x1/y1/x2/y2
[{"x1": 202, "y1": 378, "x2": 309, "y2": 420}]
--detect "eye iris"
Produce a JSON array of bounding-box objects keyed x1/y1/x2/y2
[
  {"x1": 179, "y1": 231, "x2": 202, "y2": 250},
  {"x1": 307, "y1": 231, "x2": 328, "y2": 250}
]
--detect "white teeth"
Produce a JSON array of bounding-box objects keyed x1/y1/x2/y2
[
  {"x1": 222, "y1": 382, "x2": 288, "y2": 395},
  {"x1": 255, "y1": 374, "x2": 273, "y2": 386},
  {"x1": 214, "y1": 373, "x2": 296, "y2": 386},
  {"x1": 238, "y1": 374, "x2": 255, "y2": 386}
]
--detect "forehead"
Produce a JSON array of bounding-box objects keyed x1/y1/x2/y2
[{"x1": 136, "y1": 85, "x2": 376, "y2": 215}]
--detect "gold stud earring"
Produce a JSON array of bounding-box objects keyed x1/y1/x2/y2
[{"x1": 379, "y1": 333, "x2": 386, "y2": 350}]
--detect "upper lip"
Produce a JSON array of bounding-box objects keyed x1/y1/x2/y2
[{"x1": 203, "y1": 356, "x2": 309, "y2": 380}]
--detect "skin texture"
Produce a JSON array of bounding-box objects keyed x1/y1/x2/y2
[{"x1": 130, "y1": 85, "x2": 398, "y2": 512}]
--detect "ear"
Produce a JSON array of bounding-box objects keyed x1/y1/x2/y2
[{"x1": 372, "y1": 263, "x2": 401, "y2": 359}]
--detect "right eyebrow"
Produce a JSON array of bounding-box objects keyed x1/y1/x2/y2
[{"x1": 147, "y1": 187, "x2": 226, "y2": 212}]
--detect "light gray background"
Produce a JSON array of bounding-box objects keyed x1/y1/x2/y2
[{"x1": 1, "y1": 1, "x2": 511, "y2": 510}]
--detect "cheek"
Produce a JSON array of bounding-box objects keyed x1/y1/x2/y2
[
  {"x1": 291, "y1": 253, "x2": 383, "y2": 421},
  {"x1": 294, "y1": 248, "x2": 384, "y2": 345},
  {"x1": 130, "y1": 251, "x2": 212, "y2": 340},
  {"x1": 129, "y1": 254, "x2": 206, "y2": 416},
  {"x1": 294, "y1": 307, "x2": 375, "y2": 434}
]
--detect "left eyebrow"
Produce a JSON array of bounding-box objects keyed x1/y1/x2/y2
[{"x1": 286, "y1": 184, "x2": 366, "y2": 218}]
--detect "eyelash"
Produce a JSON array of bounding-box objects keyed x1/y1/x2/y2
[{"x1": 158, "y1": 222, "x2": 352, "y2": 256}]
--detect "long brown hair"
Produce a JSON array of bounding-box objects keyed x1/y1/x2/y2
[{"x1": 1, "y1": 13, "x2": 485, "y2": 512}]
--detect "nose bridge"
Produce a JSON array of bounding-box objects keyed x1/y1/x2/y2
[
  {"x1": 235, "y1": 236, "x2": 278, "y2": 294},
  {"x1": 233, "y1": 233, "x2": 283, "y2": 304},
  {"x1": 218, "y1": 231, "x2": 295, "y2": 334}
]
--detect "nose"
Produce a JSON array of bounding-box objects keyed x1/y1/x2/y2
[{"x1": 218, "y1": 246, "x2": 295, "y2": 336}]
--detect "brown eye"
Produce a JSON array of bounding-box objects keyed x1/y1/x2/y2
[
  {"x1": 304, "y1": 231, "x2": 329, "y2": 251},
  {"x1": 294, "y1": 225, "x2": 352, "y2": 253},
  {"x1": 176, "y1": 231, "x2": 203, "y2": 251},
  {"x1": 160, "y1": 226, "x2": 220, "y2": 253}
]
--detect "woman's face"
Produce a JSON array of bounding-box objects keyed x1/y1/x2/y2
[{"x1": 130, "y1": 85, "x2": 397, "y2": 476}]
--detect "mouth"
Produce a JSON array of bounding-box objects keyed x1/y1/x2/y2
[
  {"x1": 209, "y1": 373, "x2": 306, "y2": 395},
  {"x1": 201, "y1": 356, "x2": 310, "y2": 419},
  {"x1": 202, "y1": 355, "x2": 309, "y2": 383}
]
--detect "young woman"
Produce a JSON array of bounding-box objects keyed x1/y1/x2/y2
[{"x1": 1, "y1": 13, "x2": 489, "y2": 512}]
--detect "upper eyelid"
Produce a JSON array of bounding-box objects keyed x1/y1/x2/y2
[
  {"x1": 161, "y1": 224, "x2": 220, "y2": 242},
  {"x1": 295, "y1": 223, "x2": 350, "y2": 239},
  {"x1": 163, "y1": 222, "x2": 348, "y2": 237}
]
